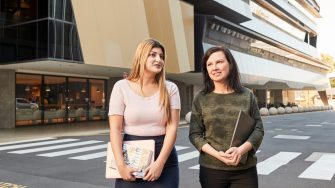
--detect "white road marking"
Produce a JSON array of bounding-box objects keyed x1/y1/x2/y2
[
  {"x1": 175, "y1": 146, "x2": 189, "y2": 151},
  {"x1": 38, "y1": 144, "x2": 108, "y2": 157},
  {"x1": 273, "y1": 135, "x2": 310, "y2": 140},
  {"x1": 189, "y1": 164, "x2": 199, "y2": 169},
  {"x1": 0, "y1": 139, "x2": 79, "y2": 151},
  {"x1": 178, "y1": 151, "x2": 199, "y2": 162},
  {"x1": 69, "y1": 151, "x2": 106, "y2": 160},
  {"x1": 257, "y1": 152, "x2": 301, "y2": 175},
  {"x1": 304, "y1": 124, "x2": 322, "y2": 127},
  {"x1": 8, "y1": 140, "x2": 103, "y2": 154},
  {"x1": 0, "y1": 138, "x2": 55, "y2": 146},
  {"x1": 299, "y1": 154, "x2": 335, "y2": 180},
  {"x1": 305, "y1": 152, "x2": 335, "y2": 162}
]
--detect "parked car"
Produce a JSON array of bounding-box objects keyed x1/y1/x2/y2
[{"x1": 16, "y1": 98, "x2": 39, "y2": 110}]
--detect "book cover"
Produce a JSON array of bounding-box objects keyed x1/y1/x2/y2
[
  {"x1": 230, "y1": 110, "x2": 256, "y2": 164},
  {"x1": 105, "y1": 140, "x2": 155, "y2": 179}
]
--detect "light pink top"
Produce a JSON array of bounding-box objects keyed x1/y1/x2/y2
[{"x1": 108, "y1": 79, "x2": 180, "y2": 136}]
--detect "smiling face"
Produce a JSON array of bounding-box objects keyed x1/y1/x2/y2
[
  {"x1": 145, "y1": 47, "x2": 165, "y2": 75},
  {"x1": 206, "y1": 51, "x2": 230, "y2": 83}
]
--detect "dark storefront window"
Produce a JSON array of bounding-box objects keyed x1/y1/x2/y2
[
  {"x1": 89, "y1": 79, "x2": 106, "y2": 120},
  {"x1": 15, "y1": 73, "x2": 107, "y2": 126},
  {"x1": 68, "y1": 77, "x2": 88, "y2": 122},
  {"x1": 16, "y1": 74, "x2": 42, "y2": 126},
  {"x1": 43, "y1": 76, "x2": 66, "y2": 124},
  {"x1": 0, "y1": 0, "x2": 83, "y2": 63}
]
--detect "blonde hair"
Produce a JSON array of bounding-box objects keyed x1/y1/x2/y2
[{"x1": 127, "y1": 39, "x2": 172, "y2": 123}]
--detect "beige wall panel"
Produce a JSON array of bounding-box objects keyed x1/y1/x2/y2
[
  {"x1": 180, "y1": 1, "x2": 194, "y2": 71},
  {"x1": 72, "y1": 0, "x2": 149, "y2": 68},
  {"x1": 143, "y1": 0, "x2": 192, "y2": 73}
]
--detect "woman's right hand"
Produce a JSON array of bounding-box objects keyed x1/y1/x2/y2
[
  {"x1": 117, "y1": 164, "x2": 137, "y2": 181},
  {"x1": 217, "y1": 151, "x2": 237, "y2": 165}
]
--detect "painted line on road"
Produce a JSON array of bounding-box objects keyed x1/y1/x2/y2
[
  {"x1": 70, "y1": 151, "x2": 106, "y2": 160},
  {"x1": 178, "y1": 151, "x2": 199, "y2": 162},
  {"x1": 175, "y1": 146, "x2": 190, "y2": 151},
  {"x1": 8, "y1": 140, "x2": 103, "y2": 154},
  {"x1": 189, "y1": 164, "x2": 199, "y2": 169},
  {"x1": 304, "y1": 124, "x2": 322, "y2": 127},
  {"x1": 257, "y1": 152, "x2": 301, "y2": 175},
  {"x1": 0, "y1": 139, "x2": 79, "y2": 151},
  {"x1": 305, "y1": 152, "x2": 335, "y2": 162},
  {"x1": 299, "y1": 154, "x2": 335, "y2": 180},
  {"x1": 0, "y1": 137, "x2": 55, "y2": 146},
  {"x1": 273, "y1": 135, "x2": 310, "y2": 140},
  {"x1": 38, "y1": 144, "x2": 108, "y2": 157}
]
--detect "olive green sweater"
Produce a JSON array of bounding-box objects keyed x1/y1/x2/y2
[{"x1": 189, "y1": 88, "x2": 264, "y2": 171}]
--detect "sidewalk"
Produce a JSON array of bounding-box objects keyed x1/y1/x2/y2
[
  {"x1": 0, "y1": 121, "x2": 110, "y2": 143},
  {"x1": 0, "y1": 120, "x2": 189, "y2": 143}
]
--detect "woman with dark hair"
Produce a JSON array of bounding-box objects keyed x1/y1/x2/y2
[
  {"x1": 189, "y1": 46, "x2": 264, "y2": 188},
  {"x1": 109, "y1": 38, "x2": 180, "y2": 187}
]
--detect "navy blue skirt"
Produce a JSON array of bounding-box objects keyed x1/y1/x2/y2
[{"x1": 114, "y1": 134, "x2": 179, "y2": 188}]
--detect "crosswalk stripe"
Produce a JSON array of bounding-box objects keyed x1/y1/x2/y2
[
  {"x1": 178, "y1": 151, "x2": 199, "y2": 162},
  {"x1": 189, "y1": 164, "x2": 199, "y2": 169},
  {"x1": 38, "y1": 144, "x2": 108, "y2": 157},
  {"x1": 273, "y1": 135, "x2": 310, "y2": 140},
  {"x1": 304, "y1": 124, "x2": 322, "y2": 127},
  {"x1": 69, "y1": 151, "x2": 107, "y2": 160},
  {"x1": 305, "y1": 152, "x2": 335, "y2": 162},
  {"x1": 175, "y1": 146, "x2": 189, "y2": 151},
  {"x1": 70, "y1": 146, "x2": 193, "y2": 161},
  {"x1": 257, "y1": 152, "x2": 301, "y2": 175},
  {"x1": 299, "y1": 154, "x2": 335, "y2": 180},
  {"x1": 8, "y1": 140, "x2": 103, "y2": 154},
  {"x1": 0, "y1": 139, "x2": 79, "y2": 151},
  {"x1": 0, "y1": 137, "x2": 55, "y2": 146}
]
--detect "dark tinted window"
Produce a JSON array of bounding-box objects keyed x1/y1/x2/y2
[{"x1": 17, "y1": 22, "x2": 37, "y2": 60}]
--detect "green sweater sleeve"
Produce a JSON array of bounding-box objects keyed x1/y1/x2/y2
[
  {"x1": 189, "y1": 94, "x2": 208, "y2": 151},
  {"x1": 247, "y1": 92, "x2": 264, "y2": 152}
]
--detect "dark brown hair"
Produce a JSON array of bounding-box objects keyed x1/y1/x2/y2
[{"x1": 201, "y1": 46, "x2": 243, "y2": 94}]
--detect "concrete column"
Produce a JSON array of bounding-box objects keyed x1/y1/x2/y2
[
  {"x1": 0, "y1": 70, "x2": 15, "y2": 128},
  {"x1": 254, "y1": 89, "x2": 266, "y2": 108},
  {"x1": 271, "y1": 89, "x2": 283, "y2": 105},
  {"x1": 318, "y1": 90, "x2": 329, "y2": 106},
  {"x1": 287, "y1": 90, "x2": 295, "y2": 105}
]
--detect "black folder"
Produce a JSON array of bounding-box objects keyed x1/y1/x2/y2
[{"x1": 229, "y1": 110, "x2": 256, "y2": 164}]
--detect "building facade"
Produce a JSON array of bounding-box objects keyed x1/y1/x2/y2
[{"x1": 0, "y1": 0, "x2": 331, "y2": 128}]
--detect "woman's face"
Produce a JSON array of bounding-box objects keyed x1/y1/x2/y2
[
  {"x1": 145, "y1": 47, "x2": 165, "y2": 75},
  {"x1": 206, "y1": 51, "x2": 230, "y2": 83}
]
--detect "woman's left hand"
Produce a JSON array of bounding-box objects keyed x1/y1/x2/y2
[
  {"x1": 225, "y1": 147, "x2": 243, "y2": 166},
  {"x1": 142, "y1": 161, "x2": 164, "y2": 181}
]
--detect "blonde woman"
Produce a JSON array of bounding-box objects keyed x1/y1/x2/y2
[{"x1": 108, "y1": 39, "x2": 180, "y2": 188}]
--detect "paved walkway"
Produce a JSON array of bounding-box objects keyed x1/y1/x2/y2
[
  {"x1": 0, "y1": 120, "x2": 189, "y2": 143},
  {"x1": 0, "y1": 121, "x2": 110, "y2": 143}
]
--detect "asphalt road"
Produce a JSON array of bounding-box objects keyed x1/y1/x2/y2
[{"x1": 0, "y1": 110, "x2": 334, "y2": 188}]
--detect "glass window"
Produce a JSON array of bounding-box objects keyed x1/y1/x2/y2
[
  {"x1": 63, "y1": 23, "x2": 72, "y2": 59},
  {"x1": 49, "y1": 20, "x2": 63, "y2": 59},
  {"x1": 54, "y1": 0, "x2": 63, "y2": 20},
  {"x1": 37, "y1": 20, "x2": 48, "y2": 58},
  {"x1": 37, "y1": 0, "x2": 48, "y2": 19},
  {"x1": 43, "y1": 76, "x2": 66, "y2": 124},
  {"x1": 71, "y1": 26, "x2": 83, "y2": 61},
  {"x1": 89, "y1": 79, "x2": 106, "y2": 120},
  {"x1": 17, "y1": 22, "x2": 37, "y2": 61},
  {"x1": 16, "y1": 74, "x2": 42, "y2": 126},
  {"x1": 64, "y1": 0, "x2": 73, "y2": 22},
  {"x1": 68, "y1": 78, "x2": 88, "y2": 122},
  {"x1": 0, "y1": 26, "x2": 18, "y2": 63}
]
